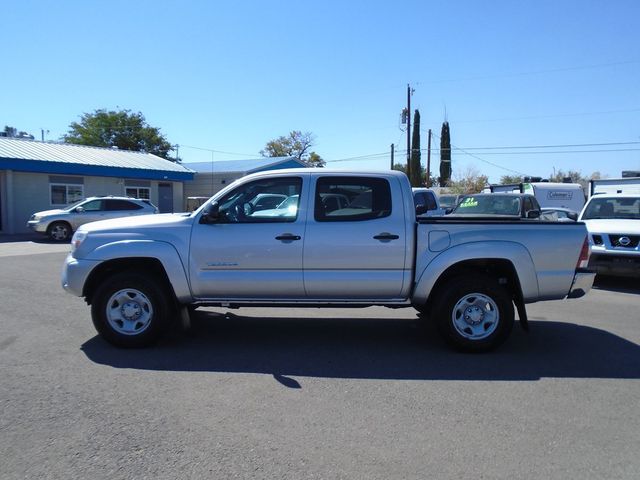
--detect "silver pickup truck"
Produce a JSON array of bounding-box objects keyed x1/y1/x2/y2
[{"x1": 62, "y1": 170, "x2": 595, "y2": 352}]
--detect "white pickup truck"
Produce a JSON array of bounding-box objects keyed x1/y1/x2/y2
[
  {"x1": 579, "y1": 194, "x2": 640, "y2": 277},
  {"x1": 62, "y1": 170, "x2": 595, "y2": 352}
]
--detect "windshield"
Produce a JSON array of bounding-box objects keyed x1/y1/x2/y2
[
  {"x1": 64, "y1": 199, "x2": 87, "y2": 211},
  {"x1": 453, "y1": 195, "x2": 521, "y2": 215},
  {"x1": 439, "y1": 195, "x2": 459, "y2": 209},
  {"x1": 581, "y1": 197, "x2": 640, "y2": 220}
]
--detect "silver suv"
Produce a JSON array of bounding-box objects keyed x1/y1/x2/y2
[{"x1": 28, "y1": 196, "x2": 159, "y2": 241}]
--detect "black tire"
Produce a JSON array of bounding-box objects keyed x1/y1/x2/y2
[
  {"x1": 432, "y1": 275, "x2": 514, "y2": 352},
  {"x1": 91, "y1": 272, "x2": 170, "y2": 348},
  {"x1": 47, "y1": 221, "x2": 72, "y2": 242}
]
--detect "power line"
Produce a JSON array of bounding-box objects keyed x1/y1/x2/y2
[
  {"x1": 420, "y1": 140, "x2": 640, "y2": 151},
  {"x1": 455, "y1": 107, "x2": 640, "y2": 124},
  {"x1": 416, "y1": 59, "x2": 640, "y2": 85},
  {"x1": 179, "y1": 144, "x2": 257, "y2": 157},
  {"x1": 431, "y1": 132, "x2": 529, "y2": 176},
  {"x1": 449, "y1": 148, "x2": 640, "y2": 155}
]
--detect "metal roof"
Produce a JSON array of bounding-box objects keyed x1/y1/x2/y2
[
  {"x1": 0, "y1": 137, "x2": 194, "y2": 181},
  {"x1": 183, "y1": 156, "x2": 308, "y2": 174}
]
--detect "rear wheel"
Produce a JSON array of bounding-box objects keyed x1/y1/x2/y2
[
  {"x1": 91, "y1": 272, "x2": 170, "y2": 348},
  {"x1": 47, "y1": 221, "x2": 72, "y2": 242},
  {"x1": 432, "y1": 275, "x2": 514, "y2": 352}
]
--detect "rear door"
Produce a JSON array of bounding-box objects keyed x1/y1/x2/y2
[{"x1": 303, "y1": 175, "x2": 408, "y2": 299}]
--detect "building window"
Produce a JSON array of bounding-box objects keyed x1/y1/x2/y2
[
  {"x1": 51, "y1": 184, "x2": 84, "y2": 206},
  {"x1": 126, "y1": 187, "x2": 150, "y2": 199}
]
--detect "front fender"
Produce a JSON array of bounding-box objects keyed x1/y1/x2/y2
[
  {"x1": 412, "y1": 241, "x2": 540, "y2": 305},
  {"x1": 86, "y1": 240, "x2": 192, "y2": 302}
]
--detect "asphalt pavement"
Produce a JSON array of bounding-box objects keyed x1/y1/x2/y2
[{"x1": 0, "y1": 244, "x2": 638, "y2": 479}]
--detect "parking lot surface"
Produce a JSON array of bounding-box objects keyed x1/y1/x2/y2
[{"x1": 1, "y1": 240, "x2": 639, "y2": 479}]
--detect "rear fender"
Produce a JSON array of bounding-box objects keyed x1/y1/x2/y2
[{"x1": 413, "y1": 241, "x2": 540, "y2": 305}]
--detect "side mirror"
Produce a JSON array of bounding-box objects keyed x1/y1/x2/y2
[
  {"x1": 415, "y1": 204, "x2": 428, "y2": 216},
  {"x1": 527, "y1": 210, "x2": 541, "y2": 219},
  {"x1": 445, "y1": 207, "x2": 453, "y2": 215},
  {"x1": 199, "y1": 202, "x2": 220, "y2": 224},
  {"x1": 568, "y1": 212, "x2": 578, "y2": 221},
  {"x1": 75, "y1": 206, "x2": 85, "y2": 213}
]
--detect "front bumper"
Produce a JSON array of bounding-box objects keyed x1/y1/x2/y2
[
  {"x1": 61, "y1": 254, "x2": 101, "y2": 297},
  {"x1": 27, "y1": 220, "x2": 48, "y2": 233},
  {"x1": 567, "y1": 268, "x2": 596, "y2": 299},
  {"x1": 588, "y1": 253, "x2": 640, "y2": 278}
]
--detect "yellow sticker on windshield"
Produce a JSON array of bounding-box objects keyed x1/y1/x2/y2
[{"x1": 460, "y1": 198, "x2": 478, "y2": 207}]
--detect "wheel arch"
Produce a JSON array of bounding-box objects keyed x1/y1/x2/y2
[
  {"x1": 424, "y1": 258, "x2": 523, "y2": 310},
  {"x1": 84, "y1": 257, "x2": 178, "y2": 305},
  {"x1": 413, "y1": 241, "x2": 539, "y2": 308}
]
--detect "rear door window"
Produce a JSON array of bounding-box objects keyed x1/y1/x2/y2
[
  {"x1": 314, "y1": 177, "x2": 391, "y2": 222},
  {"x1": 105, "y1": 199, "x2": 143, "y2": 211}
]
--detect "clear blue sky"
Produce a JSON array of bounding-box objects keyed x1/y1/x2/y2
[{"x1": 2, "y1": 0, "x2": 639, "y2": 183}]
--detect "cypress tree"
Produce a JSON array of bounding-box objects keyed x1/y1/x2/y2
[
  {"x1": 410, "y1": 110, "x2": 422, "y2": 187},
  {"x1": 439, "y1": 121, "x2": 451, "y2": 187}
]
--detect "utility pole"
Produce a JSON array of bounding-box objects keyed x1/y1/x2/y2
[
  {"x1": 426, "y1": 129, "x2": 432, "y2": 187},
  {"x1": 406, "y1": 84, "x2": 412, "y2": 180},
  {"x1": 390, "y1": 143, "x2": 394, "y2": 170}
]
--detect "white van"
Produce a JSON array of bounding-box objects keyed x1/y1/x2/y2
[
  {"x1": 589, "y1": 177, "x2": 640, "y2": 196},
  {"x1": 521, "y1": 182, "x2": 586, "y2": 213}
]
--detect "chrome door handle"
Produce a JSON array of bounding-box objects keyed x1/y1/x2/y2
[
  {"x1": 373, "y1": 233, "x2": 399, "y2": 241},
  {"x1": 275, "y1": 234, "x2": 301, "y2": 241}
]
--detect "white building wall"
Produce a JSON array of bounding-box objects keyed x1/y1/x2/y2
[
  {"x1": 183, "y1": 172, "x2": 243, "y2": 198},
  {"x1": 4, "y1": 171, "x2": 186, "y2": 234},
  {"x1": 11, "y1": 172, "x2": 50, "y2": 234}
]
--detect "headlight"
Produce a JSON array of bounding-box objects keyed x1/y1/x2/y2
[{"x1": 71, "y1": 231, "x2": 87, "y2": 254}]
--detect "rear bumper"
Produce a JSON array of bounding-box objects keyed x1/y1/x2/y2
[
  {"x1": 567, "y1": 268, "x2": 596, "y2": 299},
  {"x1": 588, "y1": 253, "x2": 640, "y2": 278}
]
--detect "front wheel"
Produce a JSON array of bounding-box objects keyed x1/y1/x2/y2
[
  {"x1": 47, "y1": 221, "x2": 72, "y2": 242},
  {"x1": 91, "y1": 272, "x2": 170, "y2": 348},
  {"x1": 432, "y1": 275, "x2": 514, "y2": 352}
]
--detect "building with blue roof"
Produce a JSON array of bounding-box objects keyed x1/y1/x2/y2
[
  {"x1": 0, "y1": 137, "x2": 194, "y2": 234},
  {"x1": 182, "y1": 156, "x2": 308, "y2": 206}
]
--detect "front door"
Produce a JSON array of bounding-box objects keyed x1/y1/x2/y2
[
  {"x1": 189, "y1": 175, "x2": 307, "y2": 299},
  {"x1": 303, "y1": 175, "x2": 408, "y2": 299}
]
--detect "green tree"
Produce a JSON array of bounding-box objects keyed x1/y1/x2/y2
[
  {"x1": 409, "y1": 110, "x2": 422, "y2": 187},
  {"x1": 3, "y1": 126, "x2": 17, "y2": 137},
  {"x1": 63, "y1": 109, "x2": 176, "y2": 160},
  {"x1": 500, "y1": 175, "x2": 523, "y2": 184},
  {"x1": 439, "y1": 121, "x2": 451, "y2": 187},
  {"x1": 3, "y1": 125, "x2": 34, "y2": 139},
  {"x1": 261, "y1": 130, "x2": 325, "y2": 166},
  {"x1": 448, "y1": 167, "x2": 489, "y2": 194}
]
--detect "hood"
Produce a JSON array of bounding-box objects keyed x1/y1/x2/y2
[
  {"x1": 78, "y1": 212, "x2": 193, "y2": 234},
  {"x1": 34, "y1": 209, "x2": 66, "y2": 217},
  {"x1": 582, "y1": 219, "x2": 640, "y2": 234}
]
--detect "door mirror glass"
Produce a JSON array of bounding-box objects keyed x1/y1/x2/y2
[
  {"x1": 527, "y1": 209, "x2": 541, "y2": 219},
  {"x1": 415, "y1": 204, "x2": 428, "y2": 215}
]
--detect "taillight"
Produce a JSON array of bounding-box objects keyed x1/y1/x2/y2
[{"x1": 577, "y1": 237, "x2": 590, "y2": 269}]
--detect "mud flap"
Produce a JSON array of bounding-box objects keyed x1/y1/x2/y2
[
  {"x1": 514, "y1": 295, "x2": 529, "y2": 332},
  {"x1": 180, "y1": 305, "x2": 191, "y2": 330}
]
